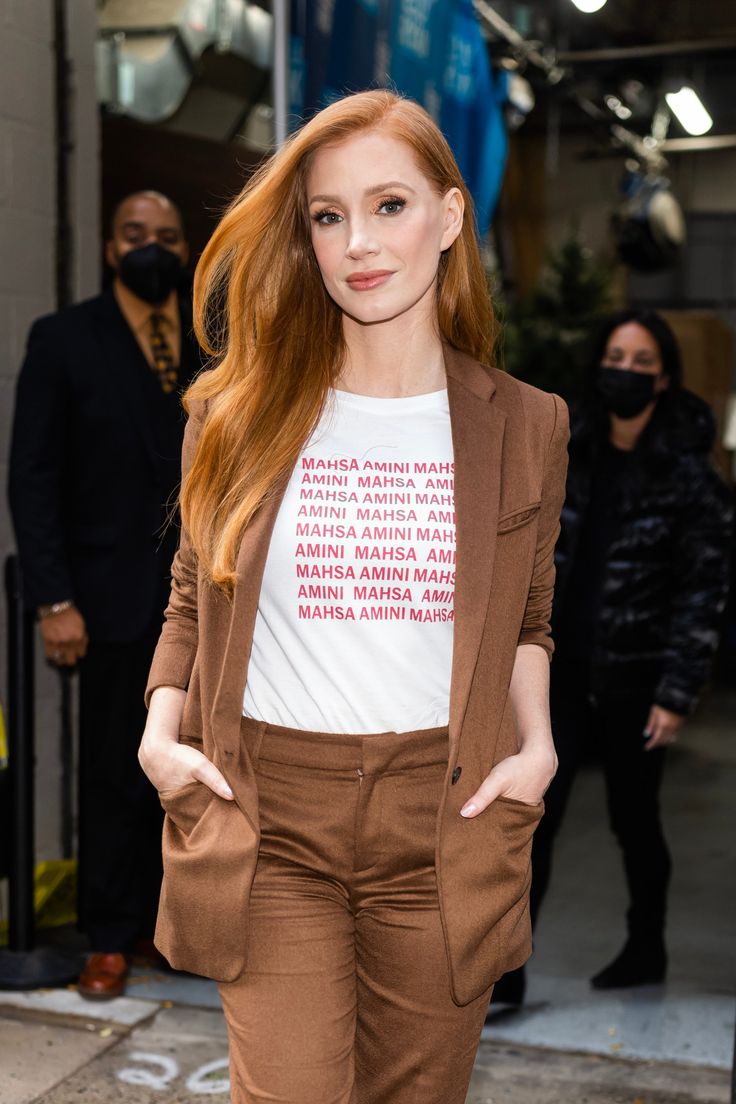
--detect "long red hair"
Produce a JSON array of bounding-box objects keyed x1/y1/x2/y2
[{"x1": 184, "y1": 90, "x2": 497, "y2": 594}]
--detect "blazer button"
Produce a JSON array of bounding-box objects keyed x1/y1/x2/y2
[{"x1": 451, "y1": 766, "x2": 462, "y2": 785}]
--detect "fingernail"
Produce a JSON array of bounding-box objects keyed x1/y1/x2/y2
[
  {"x1": 460, "y1": 803, "x2": 477, "y2": 818},
  {"x1": 223, "y1": 786, "x2": 234, "y2": 799}
]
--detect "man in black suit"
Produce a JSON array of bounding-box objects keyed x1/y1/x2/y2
[{"x1": 9, "y1": 191, "x2": 201, "y2": 998}]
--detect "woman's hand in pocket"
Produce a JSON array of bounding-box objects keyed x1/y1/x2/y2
[
  {"x1": 459, "y1": 748, "x2": 556, "y2": 818},
  {"x1": 139, "y1": 685, "x2": 234, "y2": 800},
  {"x1": 139, "y1": 736, "x2": 234, "y2": 799}
]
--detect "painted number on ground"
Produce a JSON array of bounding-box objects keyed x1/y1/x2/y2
[{"x1": 117, "y1": 1052, "x2": 230, "y2": 1095}]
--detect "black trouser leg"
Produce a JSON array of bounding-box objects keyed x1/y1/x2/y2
[
  {"x1": 78, "y1": 632, "x2": 163, "y2": 953},
  {"x1": 596, "y1": 692, "x2": 671, "y2": 943}
]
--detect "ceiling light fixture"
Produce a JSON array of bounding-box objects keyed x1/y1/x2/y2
[
  {"x1": 665, "y1": 86, "x2": 713, "y2": 136},
  {"x1": 569, "y1": 0, "x2": 607, "y2": 13}
]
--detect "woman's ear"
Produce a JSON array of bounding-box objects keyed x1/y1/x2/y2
[{"x1": 440, "y1": 188, "x2": 464, "y2": 251}]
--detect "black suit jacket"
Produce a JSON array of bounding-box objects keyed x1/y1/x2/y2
[{"x1": 8, "y1": 289, "x2": 202, "y2": 642}]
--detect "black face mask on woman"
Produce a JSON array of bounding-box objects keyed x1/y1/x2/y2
[
  {"x1": 118, "y1": 242, "x2": 184, "y2": 304},
  {"x1": 596, "y1": 367, "x2": 660, "y2": 419}
]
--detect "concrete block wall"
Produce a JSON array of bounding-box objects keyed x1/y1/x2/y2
[{"x1": 0, "y1": 0, "x2": 100, "y2": 865}]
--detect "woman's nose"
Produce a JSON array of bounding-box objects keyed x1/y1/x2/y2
[{"x1": 345, "y1": 220, "x2": 379, "y2": 259}]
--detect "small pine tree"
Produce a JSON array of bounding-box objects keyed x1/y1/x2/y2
[{"x1": 501, "y1": 235, "x2": 612, "y2": 403}]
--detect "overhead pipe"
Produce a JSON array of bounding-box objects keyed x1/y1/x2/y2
[{"x1": 272, "y1": 0, "x2": 289, "y2": 147}]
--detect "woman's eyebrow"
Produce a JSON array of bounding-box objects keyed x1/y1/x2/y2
[{"x1": 308, "y1": 181, "x2": 417, "y2": 204}]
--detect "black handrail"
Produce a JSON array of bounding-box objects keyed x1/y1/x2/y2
[
  {"x1": 5, "y1": 554, "x2": 35, "y2": 951},
  {"x1": 0, "y1": 555, "x2": 78, "y2": 989}
]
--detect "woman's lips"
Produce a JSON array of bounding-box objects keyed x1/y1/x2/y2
[{"x1": 346, "y1": 270, "x2": 394, "y2": 291}]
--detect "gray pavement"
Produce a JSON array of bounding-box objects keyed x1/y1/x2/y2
[
  {"x1": 0, "y1": 688, "x2": 733, "y2": 1102},
  {"x1": 0, "y1": 995, "x2": 730, "y2": 1104}
]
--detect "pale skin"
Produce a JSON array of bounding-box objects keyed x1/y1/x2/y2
[
  {"x1": 140, "y1": 128, "x2": 557, "y2": 811},
  {"x1": 40, "y1": 193, "x2": 188, "y2": 669},
  {"x1": 601, "y1": 321, "x2": 685, "y2": 752}
]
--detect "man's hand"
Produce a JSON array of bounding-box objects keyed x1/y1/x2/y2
[{"x1": 39, "y1": 605, "x2": 88, "y2": 666}]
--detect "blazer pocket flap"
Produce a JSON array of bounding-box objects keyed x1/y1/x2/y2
[{"x1": 497, "y1": 502, "x2": 541, "y2": 534}]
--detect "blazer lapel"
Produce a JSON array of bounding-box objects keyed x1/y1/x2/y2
[
  {"x1": 211, "y1": 481, "x2": 289, "y2": 730},
  {"x1": 445, "y1": 347, "x2": 506, "y2": 748},
  {"x1": 177, "y1": 293, "x2": 203, "y2": 390},
  {"x1": 91, "y1": 291, "x2": 159, "y2": 470}
]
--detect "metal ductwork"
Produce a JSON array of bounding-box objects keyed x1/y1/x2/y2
[{"x1": 97, "y1": 0, "x2": 273, "y2": 145}]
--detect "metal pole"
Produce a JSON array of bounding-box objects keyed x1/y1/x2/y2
[
  {"x1": 59, "y1": 670, "x2": 74, "y2": 860},
  {"x1": 273, "y1": 0, "x2": 290, "y2": 147},
  {"x1": 5, "y1": 556, "x2": 35, "y2": 952},
  {"x1": 0, "y1": 556, "x2": 78, "y2": 988}
]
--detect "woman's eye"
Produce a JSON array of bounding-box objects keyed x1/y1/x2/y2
[
  {"x1": 313, "y1": 210, "x2": 343, "y2": 225},
  {"x1": 377, "y1": 197, "x2": 406, "y2": 215}
]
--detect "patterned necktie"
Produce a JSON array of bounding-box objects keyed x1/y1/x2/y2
[{"x1": 149, "y1": 312, "x2": 178, "y2": 394}]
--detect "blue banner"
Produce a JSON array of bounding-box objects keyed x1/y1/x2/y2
[{"x1": 289, "y1": 0, "x2": 507, "y2": 234}]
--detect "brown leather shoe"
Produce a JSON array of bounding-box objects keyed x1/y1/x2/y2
[{"x1": 77, "y1": 952, "x2": 128, "y2": 1000}]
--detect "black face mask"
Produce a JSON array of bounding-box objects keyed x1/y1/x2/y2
[
  {"x1": 117, "y1": 242, "x2": 184, "y2": 304},
  {"x1": 596, "y1": 366, "x2": 660, "y2": 419}
]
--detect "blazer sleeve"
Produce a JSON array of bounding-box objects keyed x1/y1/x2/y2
[
  {"x1": 8, "y1": 317, "x2": 74, "y2": 608},
  {"x1": 517, "y1": 392, "x2": 570, "y2": 656},
  {"x1": 144, "y1": 403, "x2": 204, "y2": 706}
]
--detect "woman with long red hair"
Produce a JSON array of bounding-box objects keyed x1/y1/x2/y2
[{"x1": 139, "y1": 90, "x2": 568, "y2": 1102}]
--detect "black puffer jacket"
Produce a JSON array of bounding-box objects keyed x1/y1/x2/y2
[{"x1": 553, "y1": 389, "x2": 734, "y2": 715}]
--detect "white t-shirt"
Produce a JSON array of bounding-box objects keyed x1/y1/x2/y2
[{"x1": 243, "y1": 388, "x2": 456, "y2": 733}]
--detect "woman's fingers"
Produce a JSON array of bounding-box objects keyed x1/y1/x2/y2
[
  {"x1": 140, "y1": 742, "x2": 234, "y2": 801},
  {"x1": 193, "y1": 757, "x2": 234, "y2": 800},
  {"x1": 644, "y1": 727, "x2": 676, "y2": 750},
  {"x1": 460, "y1": 774, "x2": 502, "y2": 818},
  {"x1": 643, "y1": 705, "x2": 683, "y2": 751},
  {"x1": 460, "y1": 751, "x2": 553, "y2": 817}
]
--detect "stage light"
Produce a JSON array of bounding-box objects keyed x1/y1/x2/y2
[
  {"x1": 570, "y1": 0, "x2": 607, "y2": 13},
  {"x1": 665, "y1": 86, "x2": 713, "y2": 136}
]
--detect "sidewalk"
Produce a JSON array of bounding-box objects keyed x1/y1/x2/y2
[
  {"x1": 1, "y1": 689, "x2": 733, "y2": 1103},
  {"x1": 0, "y1": 979, "x2": 730, "y2": 1103}
]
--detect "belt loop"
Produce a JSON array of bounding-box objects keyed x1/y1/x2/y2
[{"x1": 249, "y1": 720, "x2": 268, "y2": 769}]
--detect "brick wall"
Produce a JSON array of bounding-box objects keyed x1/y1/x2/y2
[{"x1": 0, "y1": 0, "x2": 100, "y2": 865}]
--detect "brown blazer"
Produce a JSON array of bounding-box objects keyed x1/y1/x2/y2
[{"x1": 145, "y1": 345, "x2": 569, "y2": 1005}]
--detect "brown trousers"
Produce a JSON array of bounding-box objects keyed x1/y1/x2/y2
[{"x1": 218, "y1": 717, "x2": 492, "y2": 1104}]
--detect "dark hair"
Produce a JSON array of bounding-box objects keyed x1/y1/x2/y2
[
  {"x1": 107, "y1": 190, "x2": 184, "y2": 239},
  {"x1": 590, "y1": 309, "x2": 683, "y2": 389},
  {"x1": 573, "y1": 308, "x2": 715, "y2": 467}
]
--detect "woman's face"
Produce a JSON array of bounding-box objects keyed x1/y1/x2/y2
[
  {"x1": 306, "y1": 129, "x2": 463, "y2": 328},
  {"x1": 602, "y1": 322, "x2": 668, "y2": 390}
]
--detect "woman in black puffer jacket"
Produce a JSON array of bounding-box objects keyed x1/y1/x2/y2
[{"x1": 495, "y1": 309, "x2": 733, "y2": 1004}]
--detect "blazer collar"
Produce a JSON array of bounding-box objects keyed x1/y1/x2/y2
[{"x1": 443, "y1": 342, "x2": 496, "y2": 403}]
